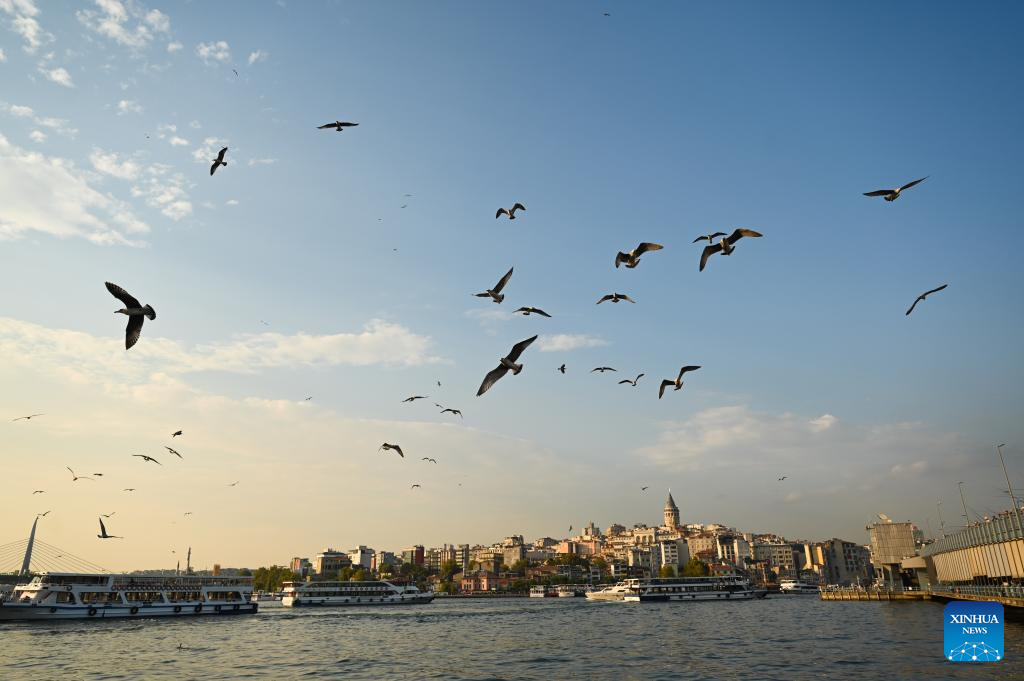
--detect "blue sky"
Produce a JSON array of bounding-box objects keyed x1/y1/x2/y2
[{"x1": 1, "y1": 1, "x2": 1022, "y2": 569}]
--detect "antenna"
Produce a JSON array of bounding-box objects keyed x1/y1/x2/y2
[{"x1": 958, "y1": 482, "x2": 970, "y2": 525}]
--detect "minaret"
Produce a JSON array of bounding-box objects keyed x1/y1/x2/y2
[{"x1": 664, "y1": 491, "x2": 680, "y2": 529}]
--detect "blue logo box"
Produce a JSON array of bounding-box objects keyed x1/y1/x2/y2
[{"x1": 944, "y1": 600, "x2": 1004, "y2": 661}]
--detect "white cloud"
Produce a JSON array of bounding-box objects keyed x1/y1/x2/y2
[
  {"x1": 8, "y1": 103, "x2": 32, "y2": 117},
  {"x1": 0, "y1": 101, "x2": 76, "y2": 136},
  {"x1": 89, "y1": 148, "x2": 141, "y2": 180},
  {"x1": 168, "y1": 135, "x2": 188, "y2": 146},
  {"x1": 247, "y1": 157, "x2": 276, "y2": 166},
  {"x1": 188, "y1": 119, "x2": 200, "y2": 129},
  {"x1": 166, "y1": 40, "x2": 182, "y2": 53},
  {"x1": 1, "y1": 0, "x2": 52, "y2": 54},
  {"x1": 76, "y1": 0, "x2": 165, "y2": 49},
  {"x1": 225, "y1": 199, "x2": 239, "y2": 206},
  {"x1": 130, "y1": 163, "x2": 192, "y2": 220},
  {"x1": 808, "y1": 413, "x2": 837, "y2": 433},
  {"x1": 537, "y1": 334, "x2": 610, "y2": 352},
  {"x1": 116, "y1": 99, "x2": 142, "y2": 115},
  {"x1": 192, "y1": 136, "x2": 228, "y2": 164},
  {"x1": 40, "y1": 65, "x2": 73, "y2": 87},
  {"x1": 0, "y1": 47, "x2": 6, "y2": 61},
  {"x1": 890, "y1": 460, "x2": 930, "y2": 478},
  {"x1": 247, "y1": 49, "x2": 267, "y2": 65},
  {"x1": 28, "y1": 129, "x2": 45, "y2": 143},
  {"x1": 0, "y1": 134, "x2": 148, "y2": 245},
  {"x1": 195, "y1": 40, "x2": 230, "y2": 64}
]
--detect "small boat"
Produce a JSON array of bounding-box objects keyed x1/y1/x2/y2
[
  {"x1": 778, "y1": 580, "x2": 820, "y2": 595},
  {"x1": 0, "y1": 572, "x2": 257, "y2": 620},
  {"x1": 622, "y1": 576, "x2": 767, "y2": 602},
  {"x1": 529, "y1": 586, "x2": 558, "y2": 598},
  {"x1": 585, "y1": 582, "x2": 635, "y2": 602},
  {"x1": 280, "y1": 580, "x2": 433, "y2": 607}
]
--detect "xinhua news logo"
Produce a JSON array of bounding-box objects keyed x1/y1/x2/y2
[{"x1": 944, "y1": 600, "x2": 1003, "y2": 662}]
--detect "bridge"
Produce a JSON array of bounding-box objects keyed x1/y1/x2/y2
[{"x1": 0, "y1": 516, "x2": 109, "y2": 583}]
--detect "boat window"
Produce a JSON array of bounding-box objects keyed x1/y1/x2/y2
[{"x1": 56, "y1": 591, "x2": 76, "y2": 604}]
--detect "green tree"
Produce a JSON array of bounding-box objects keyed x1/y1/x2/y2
[
  {"x1": 659, "y1": 565, "x2": 677, "y2": 578},
  {"x1": 251, "y1": 565, "x2": 295, "y2": 592},
  {"x1": 681, "y1": 558, "x2": 709, "y2": 577},
  {"x1": 350, "y1": 568, "x2": 368, "y2": 581},
  {"x1": 439, "y1": 560, "x2": 459, "y2": 582},
  {"x1": 508, "y1": 559, "x2": 531, "y2": 575},
  {"x1": 337, "y1": 566, "x2": 354, "y2": 582}
]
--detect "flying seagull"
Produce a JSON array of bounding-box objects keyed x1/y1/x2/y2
[
  {"x1": 38, "y1": 510, "x2": 51, "y2": 517},
  {"x1": 93, "y1": 473, "x2": 104, "y2": 477},
  {"x1": 615, "y1": 242, "x2": 663, "y2": 269},
  {"x1": 641, "y1": 486, "x2": 649, "y2": 491},
  {"x1": 97, "y1": 517, "x2": 122, "y2": 540},
  {"x1": 380, "y1": 442, "x2": 405, "y2": 458},
  {"x1": 101, "y1": 512, "x2": 116, "y2": 518},
  {"x1": 164, "y1": 446, "x2": 183, "y2": 459},
  {"x1": 317, "y1": 120, "x2": 359, "y2": 132},
  {"x1": 32, "y1": 490, "x2": 45, "y2": 494},
  {"x1": 905, "y1": 284, "x2": 948, "y2": 316},
  {"x1": 778, "y1": 476, "x2": 787, "y2": 481},
  {"x1": 66, "y1": 467, "x2": 94, "y2": 482},
  {"x1": 227, "y1": 481, "x2": 240, "y2": 487},
  {"x1": 618, "y1": 373, "x2": 644, "y2": 387},
  {"x1": 184, "y1": 512, "x2": 193, "y2": 516},
  {"x1": 495, "y1": 203, "x2": 526, "y2": 220},
  {"x1": 172, "y1": 430, "x2": 182, "y2": 437},
  {"x1": 12, "y1": 413, "x2": 44, "y2": 421},
  {"x1": 105, "y1": 282, "x2": 155, "y2": 350},
  {"x1": 699, "y1": 229, "x2": 763, "y2": 272},
  {"x1": 403, "y1": 396, "x2": 429, "y2": 403},
  {"x1": 210, "y1": 146, "x2": 228, "y2": 175},
  {"x1": 514, "y1": 306, "x2": 551, "y2": 317},
  {"x1": 659, "y1": 365, "x2": 701, "y2": 398},
  {"x1": 474, "y1": 267, "x2": 514, "y2": 303},
  {"x1": 123, "y1": 488, "x2": 135, "y2": 492},
  {"x1": 693, "y1": 232, "x2": 727, "y2": 244},
  {"x1": 439, "y1": 407, "x2": 463, "y2": 418},
  {"x1": 597, "y1": 293, "x2": 635, "y2": 304},
  {"x1": 863, "y1": 176, "x2": 928, "y2": 202},
  {"x1": 591, "y1": 367, "x2": 616, "y2": 373},
  {"x1": 132, "y1": 454, "x2": 162, "y2": 465},
  {"x1": 410, "y1": 484, "x2": 421, "y2": 489},
  {"x1": 557, "y1": 364, "x2": 566, "y2": 374},
  {"x1": 476, "y1": 335, "x2": 538, "y2": 396},
  {"x1": 421, "y1": 457, "x2": 438, "y2": 464}
]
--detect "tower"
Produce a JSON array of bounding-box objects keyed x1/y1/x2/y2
[{"x1": 664, "y1": 491, "x2": 680, "y2": 530}]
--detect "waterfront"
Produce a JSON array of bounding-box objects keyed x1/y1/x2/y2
[{"x1": 2, "y1": 598, "x2": 1022, "y2": 680}]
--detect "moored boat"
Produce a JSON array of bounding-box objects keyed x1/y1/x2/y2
[
  {"x1": 0, "y1": 572, "x2": 257, "y2": 620},
  {"x1": 585, "y1": 581, "x2": 635, "y2": 602},
  {"x1": 622, "y1": 576, "x2": 767, "y2": 602},
  {"x1": 529, "y1": 585, "x2": 558, "y2": 598},
  {"x1": 280, "y1": 580, "x2": 433, "y2": 607},
  {"x1": 778, "y1": 579, "x2": 820, "y2": 595}
]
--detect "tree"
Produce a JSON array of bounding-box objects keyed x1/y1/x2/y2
[
  {"x1": 378, "y1": 563, "x2": 394, "y2": 577},
  {"x1": 681, "y1": 558, "x2": 709, "y2": 577},
  {"x1": 350, "y1": 568, "x2": 368, "y2": 581},
  {"x1": 337, "y1": 566, "x2": 354, "y2": 582},
  {"x1": 659, "y1": 565, "x2": 677, "y2": 578},
  {"x1": 467, "y1": 559, "x2": 479, "y2": 571},
  {"x1": 238, "y1": 568, "x2": 253, "y2": 577},
  {"x1": 251, "y1": 565, "x2": 295, "y2": 592},
  {"x1": 439, "y1": 560, "x2": 459, "y2": 582},
  {"x1": 508, "y1": 559, "x2": 530, "y2": 575}
]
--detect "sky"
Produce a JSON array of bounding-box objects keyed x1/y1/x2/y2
[{"x1": 1, "y1": 1, "x2": 1022, "y2": 571}]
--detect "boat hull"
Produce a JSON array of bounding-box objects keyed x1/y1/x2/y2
[
  {"x1": 625, "y1": 590, "x2": 767, "y2": 602},
  {"x1": 0, "y1": 602, "x2": 258, "y2": 621},
  {"x1": 283, "y1": 595, "x2": 434, "y2": 607}
]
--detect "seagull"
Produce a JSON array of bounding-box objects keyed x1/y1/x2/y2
[
  {"x1": 38, "y1": 511, "x2": 51, "y2": 517},
  {"x1": 618, "y1": 373, "x2": 644, "y2": 387},
  {"x1": 514, "y1": 306, "x2": 551, "y2": 317},
  {"x1": 557, "y1": 364, "x2": 566, "y2": 374},
  {"x1": 93, "y1": 473, "x2": 104, "y2": 477},
  {"x1": 905, "y1": 284, "x2": 948, "y2": 316},
  {"x1": 641, "y1": 486, "x2": 649, "y2": 491},
  {"x1": 305, "y1": 396, "x2": 312, "y2": 401},
  {"x1": 693, "y1": 232, "x2": 727, "y2": 244},
  {"x1": 105, "y1": 282, "x2": 155, "y2": 350},
  {"x1": 495, "y1": 203, "x2": 525, "y2": 220},
  {"x1": 184, "y1": 512, "x2": 193, "y2": 516},
  {"x1": 317, "y1": 120, "x2": 359, "y2": 132},
  {"x1": 132, "y1": 454, "x2": 162, "y2": 465},
  {"x1": 101, "y1": 512, "x2": 116, "y2": 518},
  {"x1": 421, "y1": 457, "x2": 437, "y2": 464},
  {"x1": 410, "y1": 484, "x2": 421, "y2": 489},
  {"x1": 591, "y1": 367, "x2": 616, "y2": 373},
  {"x1": 476, "y1": 335, "x2": 538, "y2": 396},
  {"x1": 596, "y1": 293, "x2": 635, "y2": 304},
  {"x1": 437, "y1": 381, "x2": 442, "y2": 387},
  {"x1": 172, "y1": 431, "x2": 182, "y2": 438},
  {"x1": 227, "y1": 481, "x2": 240, "y2": 487},
  {"x1": 863, "y1": 176, "x2": 928, "y2": 202},
  {"x1": 164, "y1": 446, "x2": 183, "y2": 459},
  {"x1": 402, "y1": 396, "x2": 429, "y2": 403},
  {"x1": 439, "y1": 407, "x2": 463, "y2": 418},
  {"x1": 474, "y1": 267, "x2": 514, "y2": 303},
  {"x1": 66, "y1": 467, "x2": 94, "y2": 482},
  {"x1": 659, "y1": 366, "x2": 701, "y2": 398},
  {"x1": 778, "y1": 476, "x2": 787, "y2": 481},
  {"x1": 97, "y1": 517, "x2": 122, "y2": 540},
  {"x1": 259, "y1": 320, "x2": 270, "y2": 326},
  {"x1": 123, "y1": 488, "x2": 135, "y2": 492},
  {"x1": 380, "y1": 443, "x2": 405, "y2": 458},
  {"x1": 699, "y1": 229, "x2": 763, "y2": 272},
  {"x1": 12, "y1": 413, "x2": 44, "y2": 421},
  {"x1": 568, "y1": 525, "x2": 573, "y2": 533},
  {"x1": 614, "y1": 242, "x2": 663, "y2": 269},
  {"x1": 232, "y1": 68, "x2": 238, "y2": 77},
  {"x1": 210, "y1": 146, "x2": 228, "y2": 175},
  {"x1": 32, "y1": 490, "x2": 45, "y2": 494}
]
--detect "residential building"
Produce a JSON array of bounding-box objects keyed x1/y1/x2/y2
[
  {"x1": 313, "y1": 548, "x2": 352, "y2": 577},
  {"x1": 348, "y1": 546, "x2": 374, "y2": 570}
]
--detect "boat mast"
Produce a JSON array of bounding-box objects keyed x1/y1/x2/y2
[{"x1": 20, "y1": 516, "x2": 39, "y2": 576}]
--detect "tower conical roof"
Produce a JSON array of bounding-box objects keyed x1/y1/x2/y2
[{"x1": 665, "y1": 491, "x2": 677, "y2": 510}]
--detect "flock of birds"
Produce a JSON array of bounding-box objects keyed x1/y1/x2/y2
[{"x1": 15, "y1": 97, "x2": 949, "y2": 542}]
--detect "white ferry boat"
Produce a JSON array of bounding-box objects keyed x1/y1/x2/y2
[
  {"x1": 585, "y1": 581, "x2": 635, "y2": 602},
  {"x1": 778, "y1": 579, "x2": 820, "y2": 595},
  {"x1": 529, "y1": 585, "x2": 557, "y2": 598},
  {"x1": 622, "y1": 576, "x2": 767, "y2": 602},
  {"x1": 0, "y1": 572, "x2": 257, "y2": 620},
  {"x1": 280, "y1": 580, "x2": 433, "y2": 607}
]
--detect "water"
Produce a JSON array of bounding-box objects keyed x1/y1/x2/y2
[{"x1": 2, "y1": 597, "x2": 1022, "y2": 680}]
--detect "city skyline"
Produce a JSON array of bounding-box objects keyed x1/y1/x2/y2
[{"x1": 1, "y1": 1, "x2": 1023, "y2": 570}]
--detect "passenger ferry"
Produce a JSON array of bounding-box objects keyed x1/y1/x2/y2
[
  {"x1": 778, "y1": 579, "x2": 820, "y2": 595},
  {"x1": 529, "y1": 585, "x2": 558, "y2": 598},
  {"x1": 585, "y1": 581, "x2": 635, "y2": 602},
  {"x1": 622, "y1": 576, "x2": 767, "y2": 602},
  {"x1": 280, "y1": 580, "x2": 433, "y2": 607},
  {"x1": 0, "y1": 572, "x2": 257, "y2": 620}
]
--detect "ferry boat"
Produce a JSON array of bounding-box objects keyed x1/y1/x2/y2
[
  {"x1": 622, "y1": 576, "x2": 767, "y2": 602},
  {"x1": 280, "y1": 580, "x2": 433, "y2": 607},
  {"x1": 556, "y1": 584, "x2": 590, "y2": 597},
  {"x1": 778, "y1": 579, "x2": 820, "y2": 595},
  {"x1": 0, "y1": 572, "x2": 257, "y2": 620},
  {"x1": 529, "y1": 585, "x2": 558, "y2": 598},
  {"x1": 585, "y1": 581, "x2": 635, "y2": 602}
]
